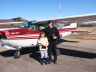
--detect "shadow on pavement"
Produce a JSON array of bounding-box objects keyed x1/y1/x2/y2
[
  {"x1": 0, "y1": 46, "x2": 41, "y2": 64},
  {"x1": 29, "y1": 52, "x2": 41, "y2": 64},
  {"x1": 0, "y1": 46, "x2": 39, "y2": 58},
  {"x1": 0, "y1": 39, "x2": 95, "y2": 60},
  {"x1": 57, "y1": 39, "x2": 79, "y2": 45},
  {"x1": 58, "y1": 47, "x2": 96, "y2": 59},
  {"x1": 0, "y1": 46, "x2": 96, "y2": 60},
  {"x1": 0, "y1": 50, "x2": 15, "y2": 57}
]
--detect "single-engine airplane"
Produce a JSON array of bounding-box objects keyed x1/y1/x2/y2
[{"x1": 0, "y1": 13, "x2": 96, "y2": 58}]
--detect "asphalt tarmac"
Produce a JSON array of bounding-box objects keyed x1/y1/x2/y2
[{"x1": 0, "y1": 38, "x2": 96, "y2": 72}]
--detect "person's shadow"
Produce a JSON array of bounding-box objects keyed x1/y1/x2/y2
[
  {"x1": 29, "y1": 52, "x2": 41, "y2": 64},
  {"x1": 0, "y1": 46, "x2": 40, "y2": 58},
  {"x1": 58, "y1": 47, "x2": 96, "y2": 59},
  {"x1": 57, "y1": 39, "x2": 96, "y2": 59},
  {"x1": 57, "y1": 39, "x2": 79, "y2": 45}
]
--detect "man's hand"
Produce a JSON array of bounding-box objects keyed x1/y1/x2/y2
[{"x1": 53, "y1": 36, "x2": 57, "y2": 39}]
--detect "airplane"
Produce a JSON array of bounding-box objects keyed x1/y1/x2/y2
[{"x1": 0, "y1": 13, "x2": 96, "y2": 59}]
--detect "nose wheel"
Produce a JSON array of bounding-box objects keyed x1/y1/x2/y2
[{"x1": 14, "y1": 50, "x2": 20, "y2": 59}]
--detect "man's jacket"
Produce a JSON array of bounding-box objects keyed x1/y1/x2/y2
[{"x1": 44, "y1": 26, "x2": 60, "y2": 41}]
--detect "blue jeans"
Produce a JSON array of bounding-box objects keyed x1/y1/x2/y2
[{"x1": 40, "y1": 50, "x2": 48, "y2": 58}]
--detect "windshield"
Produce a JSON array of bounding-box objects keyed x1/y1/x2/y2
[{"x1": 20, "y1": 21, "x2": 37, "y2": 30}]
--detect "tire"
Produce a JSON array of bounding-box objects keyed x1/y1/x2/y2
[
  {"x1": 14, "y1": 51, "x2": 20, "y2": 59},
  {"x1": 56, "y1": 49, "x2": 60, "y2": 56}
]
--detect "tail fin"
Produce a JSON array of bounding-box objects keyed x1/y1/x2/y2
[
  {"x1": 62, "y1": 23, "x2": 77, "y2": 28},
  {"x1": 59, "y1": 23, "x2": 77, "y2": 38}
]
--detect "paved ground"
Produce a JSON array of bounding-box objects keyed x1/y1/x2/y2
[{"x1": 0, "y1": 38, "x2": 96, "y2": 72}]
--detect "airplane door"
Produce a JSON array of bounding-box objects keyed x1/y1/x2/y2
[{"x1": 26, "y1": 23, "x2": 40, "y2": 34}]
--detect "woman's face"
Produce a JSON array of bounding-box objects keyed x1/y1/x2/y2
[{"x1": 41, "y1": 34, "x2": 45, "y2": 37}]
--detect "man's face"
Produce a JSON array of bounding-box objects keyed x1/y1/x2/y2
[{"x1": 48, "y1": 22, "x2": 52, "y2": 27}]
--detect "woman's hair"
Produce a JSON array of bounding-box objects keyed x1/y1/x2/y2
[{"x1": 38, "y1": 32, "x2": 46, "y2": 40}]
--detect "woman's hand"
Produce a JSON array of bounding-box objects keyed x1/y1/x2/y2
[
  {"x1": 42, "y1": 44, "x2": 47, "y2": 47},
  {"x1": 42, "y1": 44, "x2": 46, "y2": 46}
]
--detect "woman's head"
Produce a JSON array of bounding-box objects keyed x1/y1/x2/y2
[{"x1": 38, "y1": 32, "x2": 46, "y2": 39}]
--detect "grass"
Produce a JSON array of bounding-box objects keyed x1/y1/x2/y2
[
  {"x1": 64, "y1": 27, "x2": 96, "y2": 40},
  {"x1": 65, "y1": 34, "x2": 96, "y2": 40},
  {"x1": 76, "y1": 27, "x2": 96, "y2": 31}
]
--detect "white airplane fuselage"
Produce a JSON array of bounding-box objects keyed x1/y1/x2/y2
[{"x1": 0, "y1": 23, "x2": 77, "y2": 50}]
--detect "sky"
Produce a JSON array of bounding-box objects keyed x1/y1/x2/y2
[{"x1": 0, "y1": 0, "x2": 96, "y2": 21}]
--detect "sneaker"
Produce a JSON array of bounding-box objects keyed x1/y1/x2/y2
[
  {"x1": 41, "y1": 62, "x2": 44, "y2": 65},
  {"x1": 45, "y1": 58, "x2": 48, "y2": 65},
  {"x1": 41, "y1": 58, "x2": 44, "y2": 65},
  {"x1": 45, "y1": 61, "x2": 48, "y2": 65}
]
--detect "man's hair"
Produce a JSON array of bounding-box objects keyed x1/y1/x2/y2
[{"x1": 47, "y1": 20, "x2": 52, "y2": 24}]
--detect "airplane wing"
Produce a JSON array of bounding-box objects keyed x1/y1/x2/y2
[
  {"x1": 0, "y1": 22, "x2": 24, "y2": 30},
  {"x1": 0, "y1": 22, "x2": 23, "y2": 24},
  {"x1": 37, "y1": 13, "x2": 96, "y2": 24}
]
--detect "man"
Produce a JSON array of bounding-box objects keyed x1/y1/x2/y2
[{"x1": 44, "y1": 20, "x2": 60, "y2": 64}]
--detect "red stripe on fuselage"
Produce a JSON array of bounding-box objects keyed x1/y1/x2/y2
[
  {"x1": 59, "y1": 28, "x2": 76, "y2": 31},
  {"x1": 1, "y1": 31, "x2": 71, "y2": 40},
  {"x1": 2, "y1": 36, "x2": 39, "y2": 40},
  {"x1": 2, "y1": 27, "x2": 76, "y2": 39}
]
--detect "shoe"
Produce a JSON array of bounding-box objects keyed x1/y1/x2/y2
[
  {"x1": 45, "y1": 61, "x2": 48, "y2": 65},
  {"x1": 54, "y1": 61, "x2": 57, "y2": 64},
  {"x1": 41, "y1": 58, "x2": 44, "y2": 65},
  {"x1": 49, "y1": 60, "x2": 52, "y2": 64},
  {"x1": 41, "y1": 62, "x2": 44, "y2": 65},
  {"x1": 45, "y1": 58, "x2": 48, "y2": 65}
]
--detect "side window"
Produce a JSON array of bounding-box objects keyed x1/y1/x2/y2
[
  {"x1": 39, "y1": 26, "x2": 45, "y2": 31},
  {"x1": 30, "y1": 24, "x2": 37, "y2": 30}
]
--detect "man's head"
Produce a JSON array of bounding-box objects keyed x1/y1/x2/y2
[{"x1": 47, "y1": 20, "x2": 53, "y2": 27}]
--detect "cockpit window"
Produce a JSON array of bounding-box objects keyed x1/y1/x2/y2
[
  {"x1": 39, "y1": 24, "x2": 48, "y2": 31},
  {"x1": 20, "y1": 21, "x2": 37, "y2": 30},
  {"x1": 39, "y1": 26, "x2": 45, "y2": 31},
  {"x1": 30, "y1": 24, "x2": 37, "y2": 30}
]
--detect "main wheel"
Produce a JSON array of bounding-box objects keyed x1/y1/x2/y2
[
  {"x1": 56, "y1": 49, "x2": 60, "y2": 56},
  {"x1": 14, "y1": 51, "x2": 20, "y2": 59}
]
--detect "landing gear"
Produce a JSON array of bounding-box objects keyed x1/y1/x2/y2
[
  {"x1": 14, "y1": 50, "x2": 20, "y2": 59},
  {"x1": 56, "y1": 49, "x2": 60, "y2": 56}
]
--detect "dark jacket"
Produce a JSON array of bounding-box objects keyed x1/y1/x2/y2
[{"x1": 44, "y1": 26, "x2": 60, "y2": 41}]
